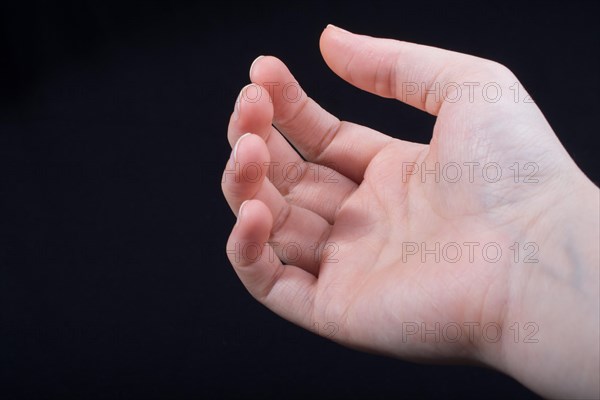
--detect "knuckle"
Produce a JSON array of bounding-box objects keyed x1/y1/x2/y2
[{"x1": 468, "y1": 59, "x2": 516, "y2": 82}]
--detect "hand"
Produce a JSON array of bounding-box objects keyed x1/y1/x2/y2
[{"x1": 221, "y1": 25, "x2": 599, "y2": 398}]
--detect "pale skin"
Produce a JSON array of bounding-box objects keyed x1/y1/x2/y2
[{"x1": 221, "y1": 25, "x2": 599, "y2": 399}]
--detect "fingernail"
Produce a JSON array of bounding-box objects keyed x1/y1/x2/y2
[
  {"x1": 236, "y1": 200, "x2": 249, "y2": 225},
  {"x1": 327, "y1": 24, "x2": 350, "y2": 34},
  {"x1": 249, "y1": 55, "x2": 264, "y2": 79},
  {"x1": 231, "y1": 132, "x2": 251, "y2": 163}
]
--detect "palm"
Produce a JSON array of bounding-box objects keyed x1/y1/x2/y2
[{"x1": 312, "y1": 98, "x2": 549, "y2": 357}]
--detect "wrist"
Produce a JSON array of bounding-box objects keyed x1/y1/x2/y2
[{"x1": 484, "y1": 176, "x2": 599, "y2": 397}]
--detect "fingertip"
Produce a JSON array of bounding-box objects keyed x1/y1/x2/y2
[
  {"x1": 236, "y1": 199, "x2": 273, "y2": 232},
  {"x1": 319, "y1": 26, "x2": 331, "y2": 54},
  {"x1": 319, "y1": 25, "x2": 351, "y2": 74},
  {"x1": 231, "y1": 132, "x2": 251, "y2": 163},
  {"x1": 233, "y1": 83, "x2": 255, "y2": 121},
  {"x1": 324, "y1": 24, "x2": 351, "y2": 35},
  {"x1": 235, "y1": 199, "x2": 250, "y2": 226},
  {"x1": 249, "y1": 55, "x2": 289, "y2": 84},
  {"x1": 249, "y1": 55, "x2": 281, "y2": 82},
  {"x1": 228, "y1": 199, "x2": 273, "y2": 267},
  {"x1": 232, "y1": 132, "x2": 270, "y2": 166},
  {"x1": 222, "y1": 132, "x2": 271, "y2": 211},
  {"x1": 228, "y1": 83, "x2": 275, "y2": 146},
  {"x1": 320, "y1": 24, "x2": 352, "y2": 47},
  {"x1": 249, "y1": 55, "x2": 265, "y2": 80}
]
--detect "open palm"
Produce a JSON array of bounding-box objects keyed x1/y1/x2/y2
[{"x1": 222, "y1": 25, "x2": 594, "y2": 379}]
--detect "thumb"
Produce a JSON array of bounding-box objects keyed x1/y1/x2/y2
[{"x1": 319, "y1": 25, "x2": 512, "y2": 116}]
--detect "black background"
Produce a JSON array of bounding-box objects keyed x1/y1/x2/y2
[{"x1": 1, "y1": 1, "x2": 598, "y2": 399}]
